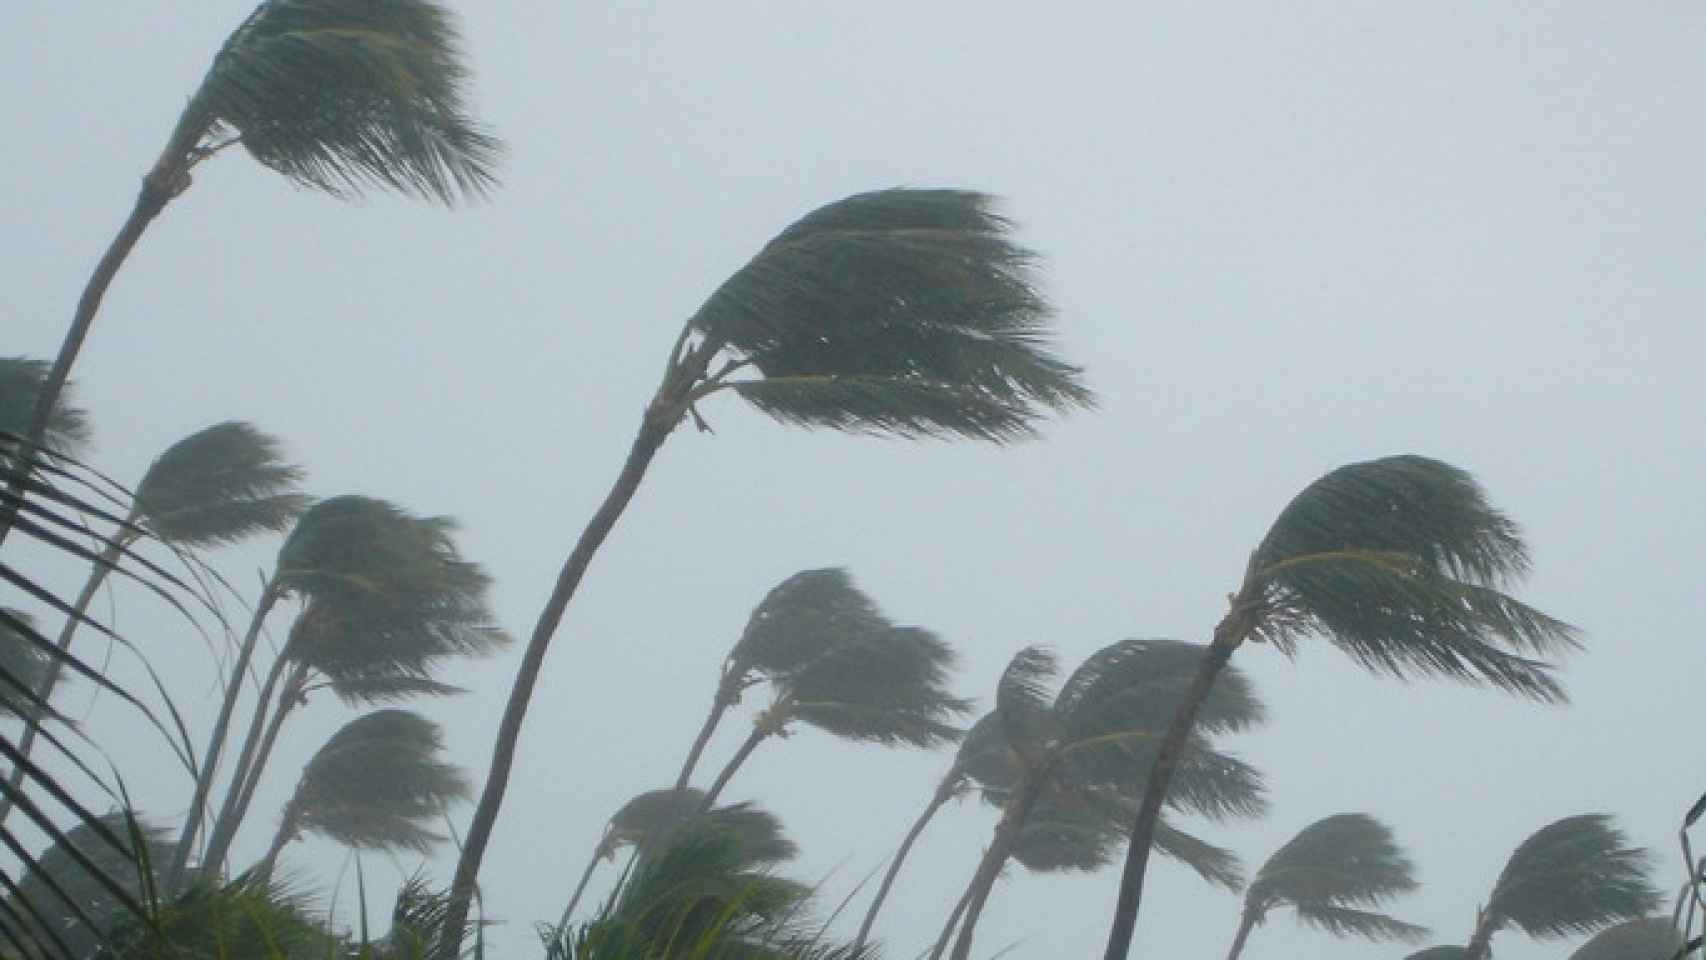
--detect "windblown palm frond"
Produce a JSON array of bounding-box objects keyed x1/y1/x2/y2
[
  {"x1": 1243, "y1": 455, "x2": 1578, "y2": 701},
  {"x1": 1476, "y1": 814, "x2": 1659, "y2": 946},
  {"x1": 1227, "y1": 813, "x2": 1424, "y2": 960},
  {"x1": 691, "y1": 189, "x2": 1095, "y2": 443},
  {"x1": 1566, "y1": 917, "x2": 1685, "y2": 960},
  {"x1": 187, "y1": 0, "x2": 500, "y2": 202},
  {"x1": 728, "y1": 569, "x2": 890, "y2": 677},
  {"x1": 132, "y1": 421, "x2": 310, "y2": 547},
  {"x1": 0, "y1": 611, "x2": 52, "y2": 719},
  {"x1": 263, "y1": 709, "x2": 468, "y2": 872},
  {"x1": 994, "y1": 646, "x2": 1062, "y2": 762},
  {"x1": 6, "y1": 813, "x2": 173, "y2": 960},
  {"x1": 608, "y1": 790, "x2": 797, "y2": 867},
  {"x1": 108, "y1": 873, "x2": 336, "y2": 960},
  {"x1": 0, "y1": 357, "x2": 91, "y2": 469}
]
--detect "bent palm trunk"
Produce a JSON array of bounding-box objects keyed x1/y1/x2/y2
[
  {"x1": 699, "y1": 726, "x2": 768, "y2": 813},
  {"x1": 674, "y1": 681, "x2": 737, "y2": 792},
  {"x1": 1224, "y1": 907, "x2": 1259, "y2": 960},
  {"x1": 855, "y1": 770, "x2": 960, "y2": 950},
  {"x1": 202, "y1": 657, "x2": 304, "y2": 872},
  {"x1": 948, "y1": 773, "x2": 1045, "y2": 960}
]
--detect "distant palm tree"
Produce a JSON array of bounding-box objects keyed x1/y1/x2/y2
[
  {"x1": 165, "y1": 495, "x2": 501, "y2": 888},
  {"x1": 945, "y1": 639, "x2": 1266, "y2": 960},
  {"x1": 0, "y1": 356, "x2": 92, "y2": 471},
  {"x1": 1566, "y1": 917, "x2": 1686, "y2": 960},
  {"x1": 1224, "y1": 813, "x2": 1425, "y2": 960},
  {"x1": 256, "y1": 709, "x2": 469, "y2": 878},
  {"x1": 1104, "y1": 456, "x2": 1582, "y2": 960},
  {"x1": 0, "y1": 421, "x2": 308, "y2": 829},
  {"x1": 555, "y1": 787, "x2": 796, "y2": 935},
  {"x1": 673, "y1": 568, "x2": 885, "y2": 793},
  {"x1": 4, "y1": 812, "x2": 173, "y2": 960},
  {"x1": 444, "y1": 187, "x2": 1095, "y2": 952},
  {"x1": 1461, "y1": 814, "x2": 1659, "y2": 959},
  {"x1": 0, "y1": 0, "x2": 499, "y2": 551}
]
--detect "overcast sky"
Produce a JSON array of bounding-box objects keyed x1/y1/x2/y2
[{"x1": 8, "y1": 4, "x2": 1706, "y2": 958}]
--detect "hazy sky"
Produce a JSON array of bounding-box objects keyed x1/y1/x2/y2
[{"x1": 8, "y1": 4, "x2": 1706, "y2": 958}]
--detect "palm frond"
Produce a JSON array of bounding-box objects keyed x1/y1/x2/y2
[
  {"x1": 1245, "y1": 813, "x2": 1421, "y2": 934},
  {"x1": 280, "y1": 709, "x2": 470, "y2": 855},
  {"x1": 1247, "y1": 456, "x2": 1579, "y2": 701},
  {"x1": 782, "y1": 624, "x2": 971, "y2": 748},
  {"x1": 1055, "y1": 637, "x2": 1266, "y2": 739},
  {"x1": 694, "y1": 189, "x2": 1094, "y2": 443},
  {"x1": 109, "y1": 873, "x2": 335, "y2": 960},
  {"x1": 5, "y1": 813, "x2": 173, "y2": 960},
  {"x1": 133, "y1": 421, "x2": 310, "y2": 547},
  {"x1": 1291, "y1": 903, "x2": 1427, "y2": 942},
  {"x1": 190, "y1": 0, "x2": 501, "y2": 202},
  {"x1": 1151, "y1": 818, "x2": 1246, "y2": 891},
  {"x1": 728, "y1": 568, "x2": 887, "y2": 678},
  {"x1": 0, "y1": 357, "x2": 91, "y2": 468},
  {"x1": 609, "y1": 790, "x2": 797, "y2": 868},
  {"x1": 994, "y1": 646, "x2": 1061, "y2": 761},
  {"x1": 0, "y1": 610, "x2": 53, "y2": 719},
  {"x1": 1566, "y1": 917, "x2": 1686, "y2": 960},
  {"x1": 1486, "y1": 814, "x2": 1660, "y2": 940}
]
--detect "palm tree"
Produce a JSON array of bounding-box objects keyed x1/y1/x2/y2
[
  {"x1": 0, "y1": 611, "x2": 52, "y2": 720},
  {"x1": 4, "y1": 812, "x2": 174, "y2": 960},
  {"x1": 1224, "y1": 813, "x2": 1425, "y2": 960},
  {"x1": 165, "y1": 494, "x2": 501, "y2": 888},
  {"x1": 0, "y1": 421, "x2": 309, "y2": 829},
  {"x1": 1567, "y1": 917, "x2": 1687, "y2": 960},
  {"x1": 674, "y1": 568, "x2": 885, "y2": 793},
  {"x1": 945, "y1": 639, "x2": 1266, "y2": 960},
  {"x1": 256, "y1": 709, "x2": 469, "y2": 879},
  {"x1": 1460, "y1": 814, "x2": 1659, "y2": 959},
  {"x1": 0, "y1": 356, "x2": 91, "y2": 471},
  {"x1": 0, "y1": 0, "x2": 499, "y2": 551},
  {"x1": 441, "y1": 187, "x2": 1095, "y2": 953},
  {"x1": 555, "y1": 787, "x2": 797, "y2": 935},
  {"x1": 1104, "y1": 456, "x2": 1582, "y2": 960}
]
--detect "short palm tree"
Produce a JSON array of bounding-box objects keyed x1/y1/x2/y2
[
  {"x1": 256, "y1": 709, "x2": 469, "y2": 879},
  {"x1": 0, "y1": 0, "x2": 499, "y2": 551},
  {"x1": 556, "y1": 787, "x2": 796, "y2": 935},
  {"x1": 445, "y1": 187, "x2": 1095, "y2": 952},
  {"x1": 1460, "y1": 814, "x2": 1659, "y2": 959},
  {"x1": 0, "y1": 421, "x2": 308, "y2": 829},
  {"x1": 165, "y1": 494, "x2": 501, "y2": 888},
  {"x1": 945, "y1": 640, "x2": 1266, "y2": 960},
  {"x1": 1104, "y1": 456, "x2": 1582, "y2": 960},
  {"x1": 1566, "y1": 917, "x2": 1686, "y2": 960},
  {"x1": 1224, "y1": 813, "x2": 1425, "y2": 960}
]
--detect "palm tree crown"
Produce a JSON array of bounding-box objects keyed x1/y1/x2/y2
[
  {"x1": 0, "y1": 356, "x2": 91, "y2": 466},
  {"x1": 131, "y1": 421, "x2": 310, "y2": 547}
]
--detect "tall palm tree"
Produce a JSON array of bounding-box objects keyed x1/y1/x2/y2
[
  {"x1": 442, "y1": 187, "x2": 1095, "y2": 953},
  {"x1": 1460, "y1": 814, "x2": 1659, "y2": 959},
  {"x1": 555, "y1": 787, "x2": 797, "y2": 935},
  {"x1": 674, "y1": 568, "x2": 884, "y2": 793},
  {"x1": 1223, "y1": 813, "x2": 1425, "y2": 960},
  {"x1": 256, "y1": 709, "x2": 469, "y2": 879},
  {"x1": 165, "y1": 494, "x2": 500, "y2": 888},
  {"x1": 1104, "y1": 456, "x2": 1582, "y2": 960},
  {"x1": 0, "y1": 421, "x2": 308, "y2": 829},
  {"x1": 0, "y1": 0, "x2": 499, "y2": 551},
  {"x1": 1567, "y1": 917, "x2": 1686, "y2": 960},
  {"x1": 945, "y1": 639, "x2": 1266, "y2": 960}
]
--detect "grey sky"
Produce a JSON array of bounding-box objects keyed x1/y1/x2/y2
[{"x1": 8, "y1": 3, "x2": 1706, "y2": 957}]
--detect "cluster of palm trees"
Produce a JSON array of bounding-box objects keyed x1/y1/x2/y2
[{"x1": 3, "y1": 2, "x2": 1700, "y2": 960}]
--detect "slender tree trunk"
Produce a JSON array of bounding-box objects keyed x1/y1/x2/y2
[
  {"x1": 165, "y1": 581, "x2": 281, "y2": 889},
  {"x1": 1464, "y1": 912, "x2": 1498, "y2": 960},
  {"x1": 256, "y1": 805, "x2": 297, "y2": 882},
  {"x1": 0, "y1": 530, "x2": 130, "y2": 827},
  {"x1": 854, "y1": 769, "x2": 960, "y2": 950},
  {"x1": 927, "y1": 883, "x2": 972, "y2": 960},
  {"x1": 1102, "y1": 632, "x2": 1239, "y2": 960},
  {"x1": 1224, "y1": 908, "x2": 1259, "y2": 960},
  {"x1": 202, "y1": 656, "x2": 304, "y2": 873},
  {"x1": 673, "y1": 681, "x2": 736, "y2": 792},
  {"x1": 948, "y1": 773, "x2": 1044, "y2": 960},
  {"x1": 439, "y1": 345, "x2": 713, "y2": 958},
  {"x1": 230, "y1": 664, "x2": 305, "y2": 833},
  {"x1": 698, "y1": 726, "x2": 768, "y2": 813},
  {"x1": 554, "y1": 833, "x2": 610, "y2": 937}
]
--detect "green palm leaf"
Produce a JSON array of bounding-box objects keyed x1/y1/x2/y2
[
  {"x1": 132, "y1": 421, "x2": 310, "y2": 547},
  {"x1": 6, "y1": 813, "x2": 173, "y2": 960},
  {"x1": 1566, "y1": 917, "x2": 1686, "y2": 960},
  {"x1": 994, "y1": 646, "x2": 1062, "y2": 762},
  {"x1": 189, "y1": 0, "x2": 500, "y2": 202},
  {"x1": 1243, "y1": 813, "x2": 1422, "y2": 926},
  {"x1": 693, "y1": 189, "x2": 1094, "y2": 443},
  {"x1": 0, "y1": 358, "x2": 90, "y2": 469},
  {"x1": 785, "y1": 626, "x2": 971, "y2": 747},
  {"x1": 1482, "y1": 814, "x2": 1660, "y2": 941}
]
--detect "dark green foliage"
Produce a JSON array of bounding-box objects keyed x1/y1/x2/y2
[
  {"x1": 132, "y1": 421, "x2": 310, "y2": 547},
  {"x1": 191, "y1": 0, "x2": 501, "y2": 202},
  {"x1": 1241, "y1": 455, "x2": 1578, "y2": 701},
  {"x1": 607, "y1": 789, "x2": 798, "y2": 868},
  {"x1": 276, "y1": 709, "x2": 469, "y2": 855},
  {"x1": 694, "y1": 189, "x2": 1095, "y2": 443},
  {"x1": 1240, "y1": 813, "x2": 1425, "y2": 943},
  {"x1": 1482, "y1": 814, "x2": 1660, "y2": 941},
  {"x1": 727, "y1": 570, "x2": 891, "y2": 680},
  {"x1": 0, "y1": 610, "x2": 52, "y2": 719},
  {"x1": 5, "y1": 813, "x2": 172, "y2": 959},
  {"x1": 0, "y1": 357, "x2": 91, "y2": 466},
  {"x1": 783, "y1": 625, "x2": 969, "y2": 747},
  {"x1": 1567, "y1": 917, "x2": 1686, "y2": 960},
  {"x1": 108, "y1": 874, "x2": 337, "y2": 960}
]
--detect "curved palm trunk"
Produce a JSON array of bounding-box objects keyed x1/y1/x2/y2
[
  {"x1": 1102, "y1": 633, "x2": 1239, "y2": 960},
  {"x1": 674, "y1": 681, "x2": 737, "y2": 792},
  {"x1": 0, "y1": 121, "x2": 202, "y2": 549},
  {"x1": 1463, "y1": 913, "x2": 1498, "y2": 960},
  {"x1": 202, "y1": 656, "x2": 304, "y2": 872},
  {"x1": 948, "y1": 773, "x2": 1044, "y2": 960},
  {"x1": 698, "y1": 726, "x2": 769, "y2": 813},
  {"x1": 441, "y1": 342, "x2": 716, "y2": 958},
  {"x1": 0, "y1": 531, "x2": 129, "y2": 827},
  {"x1": 928, "y1": 887, "x2": 972, "y2": 960},
  {"x1": 165, "y1": 581, "x2": 282, "y2": 889},
  {"x1": 1224, "y1": 907, "x2": 1260, "y2": 960},
  {"x1": 256, "y1": 804, "x2": 299, "y2": 882},
  {"x1": 854, "y1": 769, "x2": 961, "y2": 950}
]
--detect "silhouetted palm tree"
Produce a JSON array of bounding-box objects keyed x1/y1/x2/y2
[
  {"x1": 442, "y1": 188, "x2": 1095, "y2": 951},
  {"x1": 1567, "y1": 917, "x2": 1686, "y2": 960},
  {"x1": 946, "y1": 639, "x2": 1266, "y2": 960},
  {"x1": 0, "y1": 0, "x2": 499, "y2": 551},
  {"x1": 257, "y1": 709, "x2": 469, "y2": 878},
  {"x1": 1461, "y1": 814, "x2": 1659, "y2": 959},
  {"x1": 0, "y1": 421, "x2": 308, "y2": 828},
  {"x1": 1105, "y1": 456, "x2": 1581, "y2": 960},
  {"x1": 1224, "y1": 813, "x2": 1424, "y2": 960}
]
